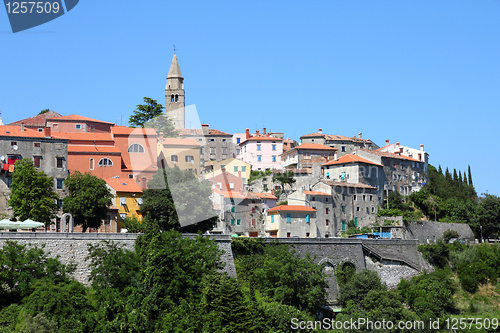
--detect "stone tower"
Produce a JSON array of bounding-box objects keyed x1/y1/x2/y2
[{"x1": 165, "y1": 54, "x2": 185, "y2": 130}]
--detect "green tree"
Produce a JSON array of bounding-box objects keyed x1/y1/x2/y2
[
  {"x1": 468, "y1": 165, "x2": 473, "y2": 186},
  {"x1": 8, "y1": 158, "x2": 58, "y2": 224},
  {"x1": 272, "y1": 170, "x2": 296, "y2": 196},
  {"x1": 62, "y1": 171, "x2": 113, "y2": 232},
  {"x1": 144, "y1": 114, "x2": 178, "y2": 138},
  {"x1": 141, "y1": 166, "x2": 217, "y2": 233},
  {"x1": 472, "y1": 194, "x2": 500, "y2": 239},
  {"x1": 130, "y1": 98, "x2": 177, "y2": 138},
  {"x1": 234, "y1": 240, "x2": 327, "y2": 314},
  {"x1": 39, "y1": 109, "x2": 50, "y2": 115},
  {"x1": 0, "y1": 241, "x2": 74, "y2": 306}
]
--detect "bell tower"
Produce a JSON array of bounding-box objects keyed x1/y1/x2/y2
[{"x1": 165, "y1": 53, "x2": 185, "y2": 130}]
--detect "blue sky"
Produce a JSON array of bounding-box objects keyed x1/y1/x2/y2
[{"x1": 1, "y1": 1, "x2": 499, "y2": 196}]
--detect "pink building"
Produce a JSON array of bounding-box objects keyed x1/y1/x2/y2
[{"x1": 236, "y1": 128, "x2": 283, "y2": 171}]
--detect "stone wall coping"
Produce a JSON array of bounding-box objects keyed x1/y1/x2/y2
[
  {"x1": 264, "y1": 238, "x2": 419, "y2": 246},
  {"x1": 0, "y1": 232, "x2": 232, "y2": 242}
]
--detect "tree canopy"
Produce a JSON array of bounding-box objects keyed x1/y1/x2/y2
[
  {"x1": 129, "y1": 97, "x2": 164, "y2": 128},
  {"x1": 140, "y1": 166, "x2": 218, "y2": 233},
  {"x1": 62, "y1": 171, "x2": 113, "y2": 232},
  {"x1": 8, "y1": 158, "x2": 58, "y2": 224}
]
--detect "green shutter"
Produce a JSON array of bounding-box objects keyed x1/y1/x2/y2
[
  {"x1": 237, "y1": 219, "x2": 241, "y2": 225},
  {"x1": 231, "y1": 219, "x2": 235, "y2": 225},
  {"x1": 354, "y1": 217, "x2": 358, "y2": 227},
  {"x1": 341, "y1": 220, "x2": 346, "y2": 231},
  {"x1": 271, "y1": 215, "x2": 274, "y2": 223}
]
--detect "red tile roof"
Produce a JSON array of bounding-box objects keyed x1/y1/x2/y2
[
  {"x1": 255, "y1": 192, "x2": 277, "y2": 200},
  {"x1": 242, "y1": 135, "x2": 282, "y2": 142},
  {"x1": 303, "y1": 191, "x2": 332, "y2": 196},
  {"x1": 105, "y1": 178, "x2": 143, "y2": 193},
  {"x1": 268, "y1": 205, "x2": 317, "y2": 213},
  {"x1": 213, "y1": 189, "x2": 257, "y2": 199},
  {"x1": 112, "y1": 126, "x2": 157, "y2": 136},
  {"x1": 48, "y1": 114, "x2": 114, "y2": 125},
  {"x1": 208, "y1": 128, "x2": 232, "y2": 136},
  {"x1": 295, "y1": 143, "x2": 337, "y2": 151},
  {"x1": 55, "y1": 132, "x2": 114, "y2": 142},
  {"x1": 8, "y1": 111, "x2": 62, "y2": 127},
  {"x1": 300, "y1": 132, "x2": 325, "y2": 138},
  {"x1": 322, "y1": 154, "x2": 383, "y2": 167},
  {"x1": 0, "y1": 125, "x2": 64, "y2": 139},
  {"x1": 161, "y1": 138, "x2": 201, "y2": 146},
  {"x1": 359, "y1": 149, "x2": 421, "y2": 162},
  {"x1": 68, "y1": 145, "x2": 122, "y2": 154}
]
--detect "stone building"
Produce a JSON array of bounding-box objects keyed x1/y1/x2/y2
[
  {"x1": 376, "y1": 140, "x2": 429, "y2": 175},
  {"x1": 0, "y1": 125, "x2": 68, "y2": 217},
  {"x1": 281, "y1": 143, "x2": 337, "y2": 176},
  {"x1": 265, "y1": 205, "x2": 317, "y2": 238},
  {"x1": 300, "y1": 129, "x2": 378, "y2": 157}
]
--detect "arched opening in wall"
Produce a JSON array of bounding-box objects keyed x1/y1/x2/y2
[
  {"x1": 336, "y1": 261, "x2": 356, "y2": 287},
  {"x1": 171, "y1": 94, "x2": 175, "y2": 102},
  {"x1": 175, "y1": 94, "x2": 178, "y2": 102}
]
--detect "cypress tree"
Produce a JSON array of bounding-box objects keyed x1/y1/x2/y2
[
  {"x1": 438, "y1": 165, "x2": 443, "y2": 175},
  {"x1": 468, "y1": 165, "x2": 473, "y2": 186},
  {"x1": 458, "y1": 171, "x2": 463, "y2": 183},
  {"x1": 453, "y1": 169, "x2": 458, "y2": 182},
  {"x1": 463, "y1": 173, "x2": 468, "y2": 186},
  {"x1": 445, "y1": 168, "x2": 452, "y2": 182}
]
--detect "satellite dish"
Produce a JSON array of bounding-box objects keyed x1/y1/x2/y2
[
  {"x1": 0, "y1": 155, "x2": 4, "y2": 161},
  {"x1": 191, "y1": 160, "x2": 195, "y2": 164},
  {"x1": 12, "y1": 145, "x2": 18, "y2": 151}
]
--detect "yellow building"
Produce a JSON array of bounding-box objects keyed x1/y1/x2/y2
[
  {"x1": 204, "y1": 157, "x2": 251, "y2": 183},
  {"x1": 105, "y1": 178, "x2": 144, "y2": 229},
  {"x1": 158, "y1": 138, "x2": 201, "y2": 176}
]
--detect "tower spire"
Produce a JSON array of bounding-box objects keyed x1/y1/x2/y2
[{"x1": 165, "y1": 53, "x2": 185, "y2": 130}]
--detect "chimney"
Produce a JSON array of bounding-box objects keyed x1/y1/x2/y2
[
  {"x1": 399, "y1": 147, "x2": 404, "y2": 154},
  {"x1": 334, "y1": 152, "x2": 338, "y2": 161},
  {"x1": 420, "y1": 144, "x2": 424, "y2": 151},
  {"x1": 245, "y1": 128, "x2": 250, "y2": 139},
  {"x1": 358, "y1": 132, "x2": 362, "y2": 139},
  {"x1": 263, "y1": 127, "x2": 266, "y2": 135},
  {"x1": 256, "y1": 130, "x2": 259, "y2": 136},
  {"x1": 202, "y1": 124, "x2": 209, "y2": 136},
  {"x1": 44, "y1": 126, "x2": 51, "y2": 138},
  {"x1": 21, "y1": 122, "x2": 25, "y2": 131},
  {"x1": 318, "y1": 128, "x2": 322, "y2": 134},
  {"x1": 396, "y1": 142, "x2": 399, "y2": 147},
  {"x1": 385, "y1": 139, "x2": 389, "y2": 145}
]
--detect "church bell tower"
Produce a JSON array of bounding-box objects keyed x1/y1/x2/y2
[{"x1": 165, "y1": 53, "x2": 185, "y2": 130}]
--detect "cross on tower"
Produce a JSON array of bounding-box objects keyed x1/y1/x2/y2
[{"x1": 173, "y1": 44, "x2": 177, "y2": 54}]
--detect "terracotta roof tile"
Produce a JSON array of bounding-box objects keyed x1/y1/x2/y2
[
  {"x1": 68, "y1": 145, "x2": 121, "y2": 154},
  {"x1": 112, "y1": 126, "x2": 157, "y2": 136},
  {"x1": 55, "y1": 132, "x2": 114, "y2": 141},
  {"x1": 300, "y1": 132, "x2": 325, "y2": 138},
  {"x1": 8, "y1": 111, "x2": 62, "y2": 127},
  {"x1": 241, "y1": 135, "x2": 282, "y2": 143},
  {"x1": 105, "y1": 178, "x2": 143, "y2": 193},
  {"x1": 295, "y1": 143, "x2": 337, "y2": 151},
  {"x1": 360, "y1": 149, "x2": 421, "y2": 162},
  {"x1": 255, "y1": 192, "x2": 277, "y2": 199},
  {"x1": 322, "y1": 154, "x2": 383, "y2": 167},
  {"x1": 213, "y1": 189, "x2": 257, "y2": 199},
  {"x1": 268, "y1": 205, "x2": 317, "y2": 213},
  {"x1": 0, "y1": 125, "x2": 65, "y2": 139},
  {"x1": 208, "y1": 129, "x2": 232, "y2": 136},
  {"x1": 48, "y1": 114, "x2": 114, "y2": 124}
]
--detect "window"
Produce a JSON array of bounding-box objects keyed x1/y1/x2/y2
[
  {"x1": 231, "y1": 206, "x2": 235, "y2": 212},
  {"x1": 75, "y1": 124, "x2": 81, "y2": 129},
  {"x1": 210, "y1": 147, "x2": 216, "y2": 154},
  {"x1": 241, "y1": 166, "x2": 246, "y2": 172},
  {"x1": 89, "y1": 125, "x2": 95, "y2": 131},
  {"x1": 175, "y1": 94, "x2": 178, "y2": 102},
  {"x1": 325, "y1": 197, "x2": 329, "y2": 202},
  {"x1": 56, "y1": 157, "x2": 64, "y2": 169},
  {"x1": 257, "y1": 144, "x2": 261, "y2": 151},
  {"x1": 306, "y1": 232, "x2": 310, "y2": 237},
  {"x1": 286, "y1": 214, "x2": 291, "y2": 223},
  {"x1": 236, "y1": 219, "x2": 241, "y2": 225},
  {"x1": 366, "y1": 207, "x2": 370, "y2": 213},
  {"x1": 171, "y1": 94, "x2": 174, "y2": 102},
  {"x1": 356, "y1": 207, "x2": 360, "y2": 212},
  {"x1": 98, "y1": 158, "x2": 113, "y2": 166},
  {"x1": 6, "y1": 177, "x2": 12, "y2": 188},
  {"x1": 234, "y1": 166, "x2": 238, "y2": 172},
  {"x1": 287, "y1": 232, "x2": 291, "y2": 238},
  {"x1": 341, "y1": 205, "x2": 345, "y2": 213},
  {"x1": 326, "y1": 208, "x2": 329, "y2": 214},
  {"x1": 342, "y1": 194, "x2": 345, "y2": 201},
  {"x1": 33, "y1": 156, "x2": 42, "y2": 168},
  {"x1": 230, "y1": 219, "x2": 235, "y2": 225},
  {"x1": 56, "y1": 199, "x2": 63, "y2": 208},
  {"x1": 89, "y1": 158, "x2": 94, "y2": 170},
  {"x1": 128, "y1": 144, "x2": 145, "y2": 153},
  {"x1": 306, "y1": 214, "x2": 310, "y2": 223},
  {"x1": 303, "y1": 153, "x2": 311, "y2": 160},
  {"x1": 185, "y1": 155, "x2": 194, "y2": 162},
  {"x1": 371, "y1": 207, "x2": 375, "y2": 213},
  {"x1": 171, "y1": 155, "x2": 178, "y2": 162},
  {"x1": 222, "y1": 147, "x2": 228, "y2": 155},
  {"x1": 370, "y1": 195, "x2": 373, "y2": 201},
  {"x1": 341, "y1": 146, "x2": 346, "y2": 152},
  {"x1": 237, "y1": 149, "x2": 241, "y2": 155},
  {"x1": 217, "y1": 182, "x2": 222, "y2": 189},
  {"x1": 272, "y1": 144, "x2": 276, "y2": 151},
  {"x1": 257, "y1": 155, "x2": 262, "y2": 162},
  {"x1": 342, "y1": 220, "x2": 346, "y2": 231},
  {"x1": 326, "y1": 219, "x2": 329, "y2": 226},
  {"x1": 252, "y1": 207, "x2": 256, "y2": 213},
  {"x1": 56, "y1": 178, "x2": 64, "y2": 190},
  {"x1": 272, "y1": 156, "x2": 276, "y2": 162},
  {"x1": 120, "y1": 197, "x2": 127, "y2": 206},
  {"x1": 236, "y1": 138, "x2": 241, "y2": 144},
  {"x1": 229, "y1": 182, "x2": 234, "y2": 190},
  {"x1": 271, "y1": 215, "x2": 275, "y2": 223},
  {"x1": 10, "y1": 141, "x2": 17, "y2": 146},
  {"x1": 363, "y1": 195, "x2": 366, "y2": 201},
  {"x1": 312, "y1": 197, "x2": 315, "y2": 201},
  {"x1": 53, "y1": 123, "x2": 58, "y2": 129},
  {"x1": 221, "y1": 165, "x2": 225, "y2": 170},
  {"x1": 33, "y1": 142, "x2": 41, "y2": 148},
  {"x1": 120, "y1": 213, "x2": 127, "y2": 220}
]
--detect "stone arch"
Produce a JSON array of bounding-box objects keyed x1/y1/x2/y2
[{"x1": 61, "y1": 213, "x2": 74, "y2": 232}]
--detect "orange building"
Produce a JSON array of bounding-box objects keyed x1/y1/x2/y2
[{"x1": 46, "y1": 114, "x2": 114, "y2": 133}]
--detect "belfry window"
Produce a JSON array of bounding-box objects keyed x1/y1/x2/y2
[
  {"x1": 171, "y1": 94, "x2": 175, "y2": 102},
  {"x1": 175, "y1": 94, "x2": 179, "y2": 102}
]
